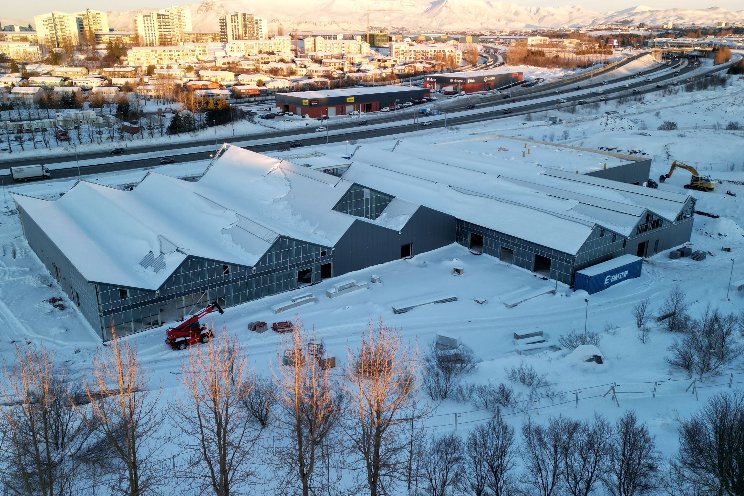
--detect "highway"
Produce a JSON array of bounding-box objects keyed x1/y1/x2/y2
[{"x1": 1, "y1": 52, "x2": 737, "y2": 186}]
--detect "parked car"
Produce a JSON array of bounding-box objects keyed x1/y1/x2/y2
[
  {"x1": 421, "y1": 121, "x2": 432, "y2": 126},
  {"x1": 401, "y1": 102, "x2": 413, "y2": 107},
  {"x1": 348, "y1": 110, "x2": 361, "y2": 116},
  {"x1": 466, "y1": 104, "x2": 476, "y2": 109},
  {"x1": 316, "y1": 126, "x2": 327, "y2": 132},
  {"x1": 358, "y1": 120, "x2": 369, "y2": 126},
  {"x1": 159, "y1": 157, "x2": 175, "y2": 164},
  {"x1": 111, "y1": 147, "x2": 125, "y2": 155},
  {"x1": 503, "y1": 108, "x2": 512, "y2": 114},
  {"x1": 380, "y1": 107, "x2": 390, "y2": 112}
]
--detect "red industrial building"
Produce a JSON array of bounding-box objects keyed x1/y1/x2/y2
[
  {"x1": 275, "y1": 85, "x2": 429, "y2": 118},
  {"x1": 423, "y1": 70, "x2": 523, "y2": 94}
]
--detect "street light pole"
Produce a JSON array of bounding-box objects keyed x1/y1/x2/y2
[
  {"x1": 584, "y1": 298, "x2": 589, "y2": 333},
  {"x1": 726, "y1": 258, "x2": 735, "y2": 301}
]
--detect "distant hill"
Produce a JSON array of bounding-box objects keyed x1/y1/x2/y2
[{"x1": 30, "y1": 1, "x2": 744, "y2": 33}]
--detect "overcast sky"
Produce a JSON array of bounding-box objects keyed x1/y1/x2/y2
[{"x1": 2, "y1": 0, "x2": 741, "y2": 23}]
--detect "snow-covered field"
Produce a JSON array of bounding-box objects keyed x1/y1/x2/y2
[{"x1": 1, "y1": 64, "x2": 743, "y2": 494}]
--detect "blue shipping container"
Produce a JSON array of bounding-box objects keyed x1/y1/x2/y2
[{"x1": 574, "y1": 255, "x2": 642, "y2": 294}]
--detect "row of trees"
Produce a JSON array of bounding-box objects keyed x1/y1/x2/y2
[
  {"x1": 505, "y1": 47, "x2": 601, "y2": 69},
  {"x1": 2, "y1": 319, "x2": 742, "y2": 496}
]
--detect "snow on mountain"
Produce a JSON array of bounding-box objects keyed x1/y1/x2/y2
[{"x1": 104, "y1": 0, "x2": 743, "y2": 33}]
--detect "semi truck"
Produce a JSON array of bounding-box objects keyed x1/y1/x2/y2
[{"x1": 10, "y1": 165, "x2": 51, "y2": 181}]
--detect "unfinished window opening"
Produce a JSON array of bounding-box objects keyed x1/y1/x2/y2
[
  {"x1": 297, "y1": 268, "x2": 313, "y2": 285},
  {"x1": 533, "y1": 254, "x2": 551, "y2": 275},
  {"x1": 500, "y1": 247, "x2": 514, "y2": 264},
  {"x1": 469, "y1": 233, "x2": 484, "y2": 254},
  {"x1": 653, "y1": 239, "x2": 660, "y2": 254},
  {"x1": 612, "y1": 233, "x2": 617, "y2": 242},
  {"x1": 600, "y1": 228, "x2": 605, "y2": 237},
  {"x1": 222, "y1": 264, "x2": 231, "y2": 275},
  {"x1": 320, "y1": 263, "x2": 332, "y2": 279},
  {"x1": 320, "y1": 249, "x2": 327, "y2": 257},
  {"x1": 636, "y1": 241, "x2": 648, "y2": 257},
  {"x1": 400, "y1": 243, "x2": 413, "y2": 259},
  {"x1": 119, "y1": 288, "x2": 129, "y2": 300}
]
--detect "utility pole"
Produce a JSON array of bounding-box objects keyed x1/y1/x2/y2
[
  {"x1": 726, "y1": 258, "x2": 735, "y2": 301},
  {"x1": 584, "y1": 298, "x2": 589, "y2": 333}
]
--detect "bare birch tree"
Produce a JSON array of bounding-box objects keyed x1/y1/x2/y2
[
  {"x1": 0, "y1": 346, "x2": 91, "y2": 496},
  {"x1": 460, "y1": 412, "x2": 517, "y2": 496},
  {"x1": 275, "y1": 323, "x2": 342, "y2": 496},
  {"x1": 603, "y1": 411, "x2": 659, "y2": 496},
  {"x1": 345, "y1": 320, "x2": 419, "y2": 496},
  {"x1": 521, "y1": 417, "x2": 568, "y2": 496},
  {"x1": 175, "y1": 332, "x2": 260, "y2": 496},
  {"x1": 86, "y1": 333, "x2": 162, "y2": 496}
]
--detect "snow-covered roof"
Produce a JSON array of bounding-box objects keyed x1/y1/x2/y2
[
  {"x1": 576, "y1": 254, "x2": 641, "y2": 277},
  {"x1": 338, "y1": 139, "x2": 691, "y2": 252},
  {"x1": 428, "y1": 69, "x2": 523, "y2": 78},
  {"x1": 277, "y1": 84, "x2": 424, "y2": 100},
  {"x1": 344, "y1": 148, "x2": 595, "y2": 255},
  {"x1": 12, "y1": 146, "x2": 380, "y2": 290}
]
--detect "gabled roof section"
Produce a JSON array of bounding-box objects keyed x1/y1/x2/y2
[{"x1": 12, "y1": 145, "x2": 361, "y2": 290}]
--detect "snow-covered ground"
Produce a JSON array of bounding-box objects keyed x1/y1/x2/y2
[
  {"x1": 1, "y1": 63, "x2": 743, "y2": 494},
  {"x1": 0, "y1": 57, "x2": 654, "y2": 161}
]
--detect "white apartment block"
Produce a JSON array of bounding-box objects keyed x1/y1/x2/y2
[
  {"x1": 126, "y1": 43, "x2": 221, "y2": 67},
  {"x1": 34, "y1": 10, "x2": 108, "y2": 48},
  {"x1": 526, "y1": 36, "x2": 550, "y2": 46},
  {"x1": 219, "y1": 13, "x2": 267, "y2": 42},
  {"x1": 134, "y1": 7, "x2": 192, "y2": 46},
  {"x1": 27, "y1": 76, "x2": 65, "y2": 87},
  {"x1": 76, "y1": 9, "x2": 109, "y2": 45},
  {"x1": 0, "y1": 41, "x2": 42, "y2": 62},
  {"x1": 50, "y1": 66, "x2": 88, "y2": 77},
  {"x1": 198, "y1": 70, "x2": 236, "y2": 85},
  {"x1": 303, "y1": 37, "x2": 370, "y2": 56},
  {"x1": 34, "y1": 12, "x2": 80, "y2": 48},
  {"x1": 388, "y1": 42, "x2": 463, "y2": 65},
  {"x1": 224, "y1": 37, "x2": 292, "y2": 57}
]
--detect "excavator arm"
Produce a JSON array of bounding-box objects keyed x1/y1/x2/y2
[
  {"x1": 659, "y1": 161, "x2": 714, "y2": 191},
  {"x1": 663, "y1": 161, "x2": 700, "y2": 180}
]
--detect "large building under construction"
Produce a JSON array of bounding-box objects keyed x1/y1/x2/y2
[{"x1": 13, "y1": 140, "x2": 694, "y2": 340}]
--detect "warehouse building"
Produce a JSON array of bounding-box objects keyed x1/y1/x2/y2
[
  {"x1": 423, "y1": 69, "x2": 523, "y2": 93},
  {"x1": 14, "y1": 141, "x2": 693, "y2": 340},
  {"x1": 275, "y1": 85, "x2": 429, "y2": 118}
]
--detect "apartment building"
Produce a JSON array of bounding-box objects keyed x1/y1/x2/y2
[
  {"x1": 34, "y1": 12, "x2": 80, "y2": 48},
  {"x1": 219, "y1": 12, "x2": 267, "y2": 42},
  {"x1": 34, "y1": 10, "x2": 108, "y2": 48},
  {"x1": 224, "y1": 36, "x2": 292, "y2": 57},
  {"x1": 134, "y1": 7, "x2": 192, "y2": 46},
  {"x1": 126, "y1": 43, "x2": 221, "y2": 67},
  {"x1": 303, "y1": 36, "x2": 370, "y2": 56},
  {"x1": 76, "y1": 9, "x2": 109, "y2": 45},
  {"x1": 198, "y1": 70, "x2": 236, "y2": 85},
  {"x1": 0, "y1": 41, "x2": 42, "y2": 62},
  {"x1": 389, "y1": 42, "x2": 463, "y2": 65}
]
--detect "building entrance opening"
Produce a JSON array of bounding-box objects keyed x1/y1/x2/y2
[
  {"x1": 500, "y1": 247, "x2": 514, "y2": 264},
  {"x1": 636, "y1": 241, "x2": 648, "y2": 257},
  {"x1": 533, "y1": 254, "x2": 551, "y2": 275},
  {"x1": 282, "y1": 104, "x2": 290, "y2": 113},
  {"x1": 320, "y1": 263, "x2": 332, "y2": 279},
  {"x1": 297, "y1": 268, "x2": 313, "y2": 285},
  {"x1": 401, "y1": 243, "x2": 413, "y2": 259},
  {"x1": 362, "y1": 103, "x2": 373, "y2": 113},
  {"x1": 469, "y1": 233, "x2": 484, "y2": 254}
]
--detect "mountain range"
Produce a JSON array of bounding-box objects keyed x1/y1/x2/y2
[{"x1": 8, "y1": 1, "x2": 743, "y2": 34}]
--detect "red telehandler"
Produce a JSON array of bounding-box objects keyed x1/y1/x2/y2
[{"x1": 165, "y1": 301, "x2": 224, "y2": 350}]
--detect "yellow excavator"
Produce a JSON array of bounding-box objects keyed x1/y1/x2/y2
[{"x1": 659, "y1": 161, "x2": 715, "y2": 192}]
